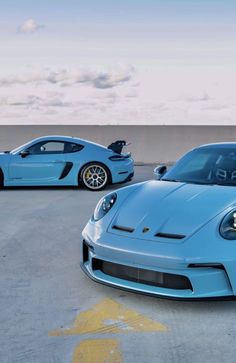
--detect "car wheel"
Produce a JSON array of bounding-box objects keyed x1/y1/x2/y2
[{"x1": 80, "y1": 163, "x2": 109, "y2": 191}]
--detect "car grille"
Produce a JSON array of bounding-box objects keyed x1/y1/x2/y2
[{"x1": 92, "y1": 259, "x2": 192, "y2": 290}]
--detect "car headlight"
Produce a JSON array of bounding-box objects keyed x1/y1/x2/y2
[
  {"x1": 92, "y1": 192, "x2": 117, "y2": 221},
  {"x1": 220, "y1": 210, "x2": 236, "y2": 240}
]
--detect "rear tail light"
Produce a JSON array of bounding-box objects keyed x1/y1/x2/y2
[{"x1": 109, "y1": 155, "x2": 126, "y2": 161}]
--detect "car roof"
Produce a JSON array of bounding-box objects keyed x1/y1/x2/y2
[
  {"x1": 28, "y1": 135, "x2": 108, "y2": 150},
  {"x1": 197, "y1": 142, "x2": 236, "y2": 149},
  {"x1": 30, "y1": 135, "x2": 81, "y2": 142}
]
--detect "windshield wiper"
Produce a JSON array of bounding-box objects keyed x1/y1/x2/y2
[
  {"x1": 162, "y1": 179, "x2": 216, "y2": 185},
  {"x1": 161, "y1": 178, "x2": 181, "y2": 182},
  {"x1": 162, "y1": 177, "x2": 236, "y2": 186},
  {"x1": 212, "y1": 182, "x2": 236, "y2": 187},
  {"x1": 185, "y1": 181, "x2": 215, "y2": 185}
]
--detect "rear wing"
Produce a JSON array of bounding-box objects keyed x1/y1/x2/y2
[{"x1": 107, "y1": 140, "x2": 130, "y2": 154}]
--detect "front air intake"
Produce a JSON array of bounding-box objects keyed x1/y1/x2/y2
[
  {"x1": 92, "y1": 259, "x2": 193, "y2": 290},
  {"x1": 82, "y1": 240, "x2": 94, "y2": 263}
]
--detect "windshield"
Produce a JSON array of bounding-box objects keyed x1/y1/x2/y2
[
  {"x1": 162, "y1": 146, "x2": 236, "y2": 186},
  {"x1": 11, "y1": 140, "x2": 34, "y2": 154}
]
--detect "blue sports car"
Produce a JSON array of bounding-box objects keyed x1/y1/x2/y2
[
  {"x1": 82, "y1": 143, "x2": 236, "y2": 299},
  {"x1": 0, "y1": 136, "x2": 134, "y2": 190}
]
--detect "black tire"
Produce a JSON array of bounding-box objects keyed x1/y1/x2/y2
[
  {"x1": 79, "y1": 162, "x2": 110, "y2": 191},
  {"x1": 0, "y1": 169, "x2": 4, "y2": 188}
]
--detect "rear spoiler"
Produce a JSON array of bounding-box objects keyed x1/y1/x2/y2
[{"x1": 107, "y1": 140, "x2": 129, "y2": 154}]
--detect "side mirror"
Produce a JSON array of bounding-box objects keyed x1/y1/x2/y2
[
  {"x1": 153, "y1": 165, "x2": 167, "y2": 180},
  {"x1": 20, "y1": 150, "x2": 30, "y2": 158}
]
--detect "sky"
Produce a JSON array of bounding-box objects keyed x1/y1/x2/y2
[{"x1": 0, "y1": 0, "x2": 236, "y2": 125}]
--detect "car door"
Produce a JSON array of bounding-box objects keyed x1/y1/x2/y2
[{"x1": 8, "y1": 141, "x2": 67, "y2": 185}]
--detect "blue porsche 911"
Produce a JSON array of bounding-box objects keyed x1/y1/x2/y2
[
  {"x1": 82, "y1": 143, "x2": 236, "y2": 299},
  {"x1": 0, "y1": 136, "x2": 134, "y2": 190}
]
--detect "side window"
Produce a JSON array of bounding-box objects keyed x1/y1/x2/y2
[
  {"x1": 64, "y1": 142, "x2": 84, "y2": 153},
  {"x1": 27, "y1": 141, "x2": 65, "y2": 154},
  {"x1": 41, "y1": 142, "x2": 64, "y2": 153}
]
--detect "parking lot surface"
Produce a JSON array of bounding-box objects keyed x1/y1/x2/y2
[{"x1": 1, "y1": 165, "x2": 236, "y2": 363}]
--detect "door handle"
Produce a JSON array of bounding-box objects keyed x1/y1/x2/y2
[{"x1": 53, "y1": 160, "x2": 64, "y2": 163}]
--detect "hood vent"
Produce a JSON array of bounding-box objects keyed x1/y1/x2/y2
[
  {"x1": 155, "y1": 232, "x2": 185, "y2": 240},
  {"x1": 112, "y1": 225, "x2": 134, "y2": 233}
]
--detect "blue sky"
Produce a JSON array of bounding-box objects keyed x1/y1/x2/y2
[
  {"x1": 1, "y1": 1, "x2": 235, "y2": 25},
  {"x1": 1, "y1": 0, "x2": 236, "y2": 37},
  {"x1": 0, "y1": 0, "x2": 235, "y2": 124}
]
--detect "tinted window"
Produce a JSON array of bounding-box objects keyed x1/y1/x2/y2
[
  {"x1": 64, "y1": 142, "x2": 84, "y2": 153},
  {"x1": 162, "y1": 147, "x2": 236, "y2": 186},
  {"x1": 27, "y1": 141, "x2": 84, "y2": 154},
  {"x1": 27, "y1": 141, "x2": 65, "y2": 154}
]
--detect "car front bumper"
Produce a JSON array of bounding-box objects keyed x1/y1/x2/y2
[{"x1": 81, "y1": 238, "x2": 234, "y2": 300}]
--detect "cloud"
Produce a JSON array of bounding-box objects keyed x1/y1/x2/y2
[
  {"x1": 201, "y1": 103, "x2": 228, "y2": 111},
  {"x1": 0, "y1": 65, "x2": 137, "y2": 124},
  {"x1": 1, "y1": 65, "x2": 233, "y2": 126},
  {"x1": 18, "y1": 19, "x2": 44, "y2": 34},
  {"x1": 0, "y1": 66, "x2": 135, "y2": 90},
  {"x1": 185, "y1": 93, "x2": 211, "y2": 103},
  {"x1": 92, "y1": 69, "x2": 133, "y2": 89},
  {"x1": 0, "y1": 95, "x2": 37, "y2": 106},
  {"x1": 0, "y1": 93, "x2": 70, "y2": 108}
]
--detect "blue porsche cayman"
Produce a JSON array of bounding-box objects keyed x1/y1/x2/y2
[
  {"x1": 0, "y1": 136, "x2": 134, "y2": 190},
  {"x1": 82, "y1": 143, "x2": 236, "y2": 299}
]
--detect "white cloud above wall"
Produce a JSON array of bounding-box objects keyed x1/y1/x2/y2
[
  {"x1": 18, "y1": 19, "x2": 44, "y2": 34},
  {"x1": 0, "y1": 66, "x2": 135, "y2": 89},
  {"x1": 0, "y1": 93, "x2": 71, "y2": 108},
  {"x1": 0, "y1": 65, "x2": 235, "y2": 125}
]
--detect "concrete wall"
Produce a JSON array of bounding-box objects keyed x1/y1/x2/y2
[{"x1": 1, "y1": 125, "x2": 236, "y2": 163}]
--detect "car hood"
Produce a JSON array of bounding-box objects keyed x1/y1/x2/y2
[{"x1": 108, "y1": 180, "x2": 236, "y2": 242}]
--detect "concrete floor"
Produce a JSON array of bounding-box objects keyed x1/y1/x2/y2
[{"x1": 1, "y1": 165, "x2": 236, "y2": 363}]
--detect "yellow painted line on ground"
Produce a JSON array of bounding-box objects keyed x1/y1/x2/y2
[
  {"x1": 72, "y1": 339, "x2": 122, "y2": 363},
  {"x1": 50, "y1": 298, "x2": 167, "y2": 336}
]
